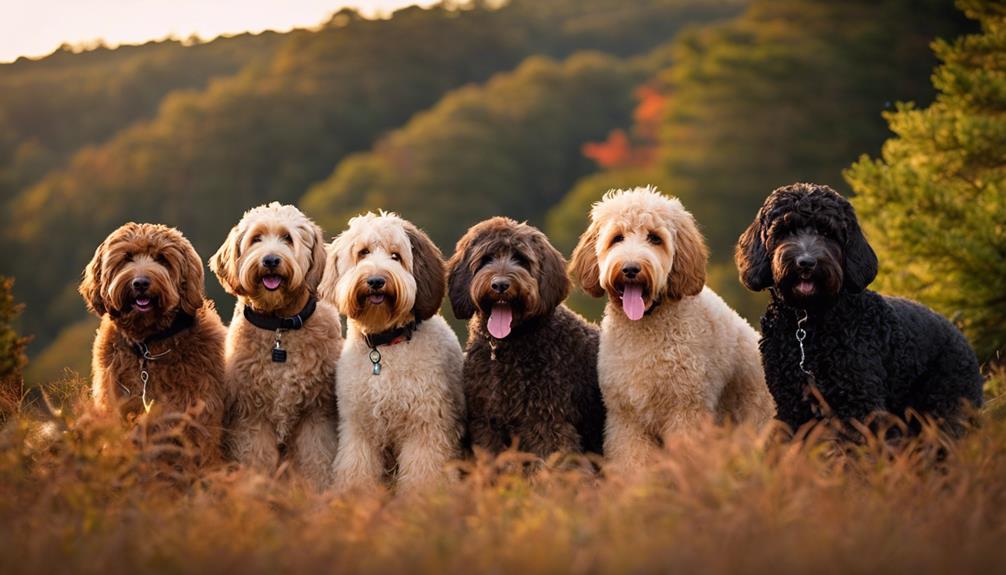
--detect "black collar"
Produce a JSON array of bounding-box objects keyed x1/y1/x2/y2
[
  {"x1": 128, "y1": 311, "x2": 195, "y2": 358},
  {"x1": 364, "y1": 318, "x2": 423, "y2": 348},
  {"x1": 243, "y1": 296, "x2": 317, "y2": 331}
]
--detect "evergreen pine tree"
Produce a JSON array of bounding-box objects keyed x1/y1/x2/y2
[{"x1": 846, "y1": 0, "x2": 1006, "y2": 361}]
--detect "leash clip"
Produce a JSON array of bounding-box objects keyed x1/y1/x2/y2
[
  {"x1": 132, "y1": 341, "x2": 170, "y2": 412},
  {"x1": 795, "y1": 309, "x2": 814, "y2": 379}
]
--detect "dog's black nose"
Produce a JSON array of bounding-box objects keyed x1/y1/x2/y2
[
  {"x1": 621, "y1": 263, "x2": 641, "y2": 279},
  {"x1": 796, "y1": 255, "x2": 816, "y2": 270},
  {"x1": 367, "y1": 276, "x2": 386, "y2": 290},
  {"x1": 491, "y1": 277, "x2": 510, "y2": 293},
  {"x1": 131, "y1": 277, "x2": 150, "y2": 292},
  {"x1": 262, "y1": 254, "x2": 281, "y2": 269}
]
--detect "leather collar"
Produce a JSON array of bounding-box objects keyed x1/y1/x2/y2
[
  {"x1": 243, "y1": 296, "x2": 317, "y2": 331},
  {"x1": 364, "y1": 318, "x2": 422, "y2": 348},
  {"x1": 127, "y1": 311, "x2": 195, "y2": 358}
]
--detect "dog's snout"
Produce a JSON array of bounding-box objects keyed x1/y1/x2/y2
[
  {"x1": 262, "y1": 254, "x2": 281, "y2": 269},
  {"x1": 366, "y1": 276, "x2": 386, "y2": 290},
  {"x1": 621, "y1": 263, "x2": 641, "y2": 279},
  {"x1": 796, "y1": 255, "x2": 816, "y2": 270},
  {"x1": 131, "y1": 276, "x2": 150, "y2": 292},
  {"x1": 490, "y1": 276, "x2": 510, "y2": 294}
]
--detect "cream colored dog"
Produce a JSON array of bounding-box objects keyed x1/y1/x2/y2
[
  {"x1": 320, "y1": 211, "x2": 464, "y2": 492},
  {"x1": 210, "y1": 203, "x2": 341, "y2": 487},
  {"x1": 569, "y1": 187, "x2": 774, "y2": 468}
]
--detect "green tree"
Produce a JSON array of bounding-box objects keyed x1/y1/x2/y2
[
  {"x1": 845, "y1": 0, "x2": 1006, "y2": 361},
  {"x1": 0, "y1": 277, "x2": 28, "y2": 419}
]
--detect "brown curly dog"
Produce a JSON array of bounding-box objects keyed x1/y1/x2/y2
[{"x1": 81, "y1": 222, "x2": 227, "y2": 465}]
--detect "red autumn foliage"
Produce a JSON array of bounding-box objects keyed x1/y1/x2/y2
[{"x1": 582, "y1": 85, "x2": 666, "y2": 169}]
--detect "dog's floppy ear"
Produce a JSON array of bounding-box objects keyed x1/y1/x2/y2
[
  {"x1": 841, "y1": 210, "x2": 878, "y2": 293},
  {"x1": 735, "y1": 209, "x2": 773, "y2": 292},
  {"x1": 404, "y1": 221, "x2": 446, "y2": 321},
  {"x1": 176, "y1": 234, "x2": 206, "y2": 315},
  {"x1": 80, "y1": 238, "x2": 108, "y2": 316},
  {"x1": 209, "y1": 222, "x2": 245, "y2": 296},
  {"x1": 446, "y1": 231, "x2": 477, "y2": 320},
  {"x1": 316, "y1": 239, "x2": 340, "y2": 304},
  {"x1": 529, "y1": 227, "x2": 569, "y2": 314},
  {"x1": 569, "y1": 221, "x2": 604, "y2": 297},
  {"x1": 667, "y1": 210, "x2": 708, "y2": 300},
  {"x1": 303, "y1": 220, "x2": 328, "y2": 294}
]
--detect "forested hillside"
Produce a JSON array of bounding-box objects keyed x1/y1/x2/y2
[
  {"x1": 302, "y1": 51, "x2": 655, "y2": 248},
  {"x1": 0, "y1": 32, "x2": 288, "y2": 205},
  {"x1": 0, "y1": 0, "x2": 989, "y2": 383},
  {"x1": 547, "y1": 0, "x2": 973, "y2": 319}
]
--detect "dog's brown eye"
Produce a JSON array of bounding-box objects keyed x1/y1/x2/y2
[
  {"x1": 155, "y1": 254, "x2": 169, "y2": 265},
  {"x1": 390, "y1": 252, "x2": 401, "y2": 262},
  {"x1": 478, "y1": 255, "x2": 493, "y2": 269},
  {"x1": 611, "y1": 234, "x2": 624, "y2": 246},
  {"x1": 647, "y1": 232, "x2": 662, "y2": 245},
  {"x1": 512, "y1": 252, "x2": 529, "y2": 268},
  {"x1": 358, "y1": 248, "x2": 370, "y2": 259},
  {"x1": 250, "y1": 235, "x2": 262, "y2": 244},
  {"x1": 124, "y1": 252, "x2": 133, "y2": 262},
  {"x1": 281, "y1": 233, "x2": 293, "y2": 244}
]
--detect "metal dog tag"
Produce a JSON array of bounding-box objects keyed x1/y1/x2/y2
[
  {"x1": 272, "y1": 330, "x2": 287, "y2": 363},
  {"x1": 272, "y1": 347, "x2": 287, "y2": 363}
]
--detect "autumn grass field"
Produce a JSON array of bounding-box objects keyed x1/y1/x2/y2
[{"x1": 1, "y1": 371, "x2": 1005, "y2": 575}]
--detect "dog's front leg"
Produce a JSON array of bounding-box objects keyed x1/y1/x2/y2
[
  {"x1": 290, "y1": 406, "x2": 339, "y2": 489},
  {"x1": 332, "y1": 415, "x2": 383, "y2": 492},
  {"x1": 396, "y1": 428, "x2": 457, "y2": 494},
  {"x1": 603, "y1": 408, "x2": 661, "y2": 471},
  {"x1": 227, "y1": 417, "x2": 281, "y2": 475}
]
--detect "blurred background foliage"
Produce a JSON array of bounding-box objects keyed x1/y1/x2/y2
[{"x1": 0, "y1": 0, "x2": 1000, "y2": 385}]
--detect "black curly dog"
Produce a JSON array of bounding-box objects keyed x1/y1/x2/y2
[{"x1": 736, "y1": 183, "x2": 983, "y2": 436}]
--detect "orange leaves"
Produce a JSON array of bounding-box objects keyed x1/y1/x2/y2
[{"x1": 582, "y1": 85, "x2": 666, "y2": 169}]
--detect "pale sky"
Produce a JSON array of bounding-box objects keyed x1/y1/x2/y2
[{"x1": 1, "y1": 0, "x2": 439, "y2": 63}]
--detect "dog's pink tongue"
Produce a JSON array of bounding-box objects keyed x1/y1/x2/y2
[
  {"x1": 621, "y1": 285, "x2": 645, "y2": 321},
  {"x1": 488, "y1": 303, "x2": 513, "y2": 339},
  {"x1": 262, "y1": 275, "x2": 282, "y2": 290}
]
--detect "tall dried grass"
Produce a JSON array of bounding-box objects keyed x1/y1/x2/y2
[{"x1": 2, "y1": 373, "x2": 1005, "y2": 575}]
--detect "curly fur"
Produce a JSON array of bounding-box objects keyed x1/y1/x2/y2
[
  {"x1": 736, "y1": 183, "x2": 984, "y2": 435},
  {"x1": 210, "y1": 203, "x2": 340, "y2": 487},
  {"x1": 81, "y1": 222, "x2": 226, "y2": 464},
  {"x1": 571, "y1": 187, "x2": 774, "y2": 468},
  {"x1": 320, "y1": 212, "x2": 464, "y2": 492},
  {"x1": 449, "y1": 217, "x2": 605, "y2": 458}
]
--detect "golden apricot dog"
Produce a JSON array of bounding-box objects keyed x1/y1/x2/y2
[
  {"x1": 210, "y1": 203, "x2": 341, "y2": 487},
  {"x1": 570, "y1": 187, "x2": 774, "y2": 468}
]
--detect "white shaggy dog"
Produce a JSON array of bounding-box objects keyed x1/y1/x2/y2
[
  {"x1": 569, "y1": 187, "x2": 774, "y2": 468},
  {"x1": 319, "y1": 211, "x2": 464, "y2": 492},
  {"x1": 210, "y1": 203, "x2": 341, "y2": 488}
]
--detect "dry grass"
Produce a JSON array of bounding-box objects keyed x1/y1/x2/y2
[{"x1": 2, "y1": 373, "x2": 1006, "y2": 575}]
